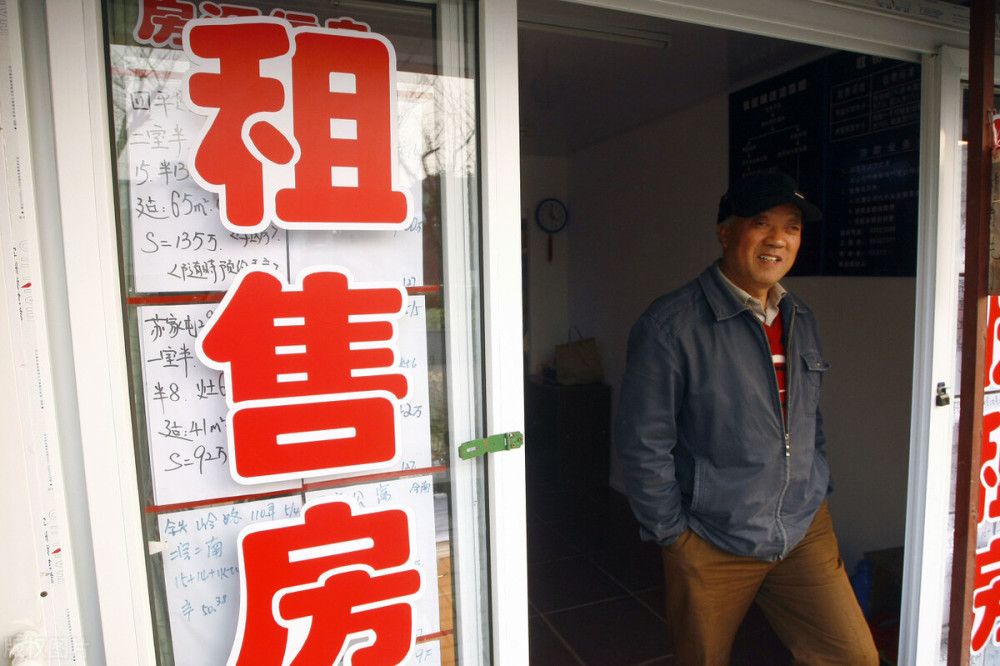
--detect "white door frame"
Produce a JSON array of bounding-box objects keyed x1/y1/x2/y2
[
  {"x1": 898, "y1": 45, "x2": 966, "y2": 666},
  {"x1": 514, "y1": 1, "x2": 970, "y2": 664},
  {"x1": 479, "y1": 0, "x2": 529, "y2": 662},
  {"x1": 901, "y1": 45, "x2": 1000, "y2": 666}
]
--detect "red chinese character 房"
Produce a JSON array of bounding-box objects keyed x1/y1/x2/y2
[
  {"x1": 228, "y1": 497, "x2": 422, "y2": 666},
  {"x1": 134, "y1": 0, "x2": 197, "y2": 48},
  {"x1": 198, "y1": 268, "x2": 408, "y2": 482},
  {"x1": 183, "y1": 18, "x2": 409, "y2": 233}
]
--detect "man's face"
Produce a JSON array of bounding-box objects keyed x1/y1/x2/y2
[{"x1": 717, "y1": 203, "x2": 803, "y2": 302}]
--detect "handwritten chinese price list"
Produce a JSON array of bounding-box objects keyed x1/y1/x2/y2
[
  {"x1": 157, "y1": 497, "x2": 303, "y2": 666},
  {"x1": 137, "y1": 303, "x2": 300, "y2": 505},
  {"x1": 120, "y1": 49, "x2": 287, "y2": 293},
  {"x1": 396, "y1": 296, "x2": 433, "y2": 471}
]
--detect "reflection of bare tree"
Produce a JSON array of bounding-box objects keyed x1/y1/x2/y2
[
  {"x1": 109, "y1": 45, "x2": 189, "y2": 159},
  {"x1": 395, "y1": 73, "x2": 477, "y2": 463},
  {"x1": 417, "y1": 74, "x2": 477, "y2": 180},
  {"x1": 397, "y1": 72, "x2": 477, "y2": 290}
]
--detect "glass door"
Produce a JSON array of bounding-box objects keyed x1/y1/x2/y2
[
  {"x1": 900, "y1": 48, "x2": 1000, "y2": 665},
  {"x1": 40, "y1": 0, "x2": 526, "y2": 662}
]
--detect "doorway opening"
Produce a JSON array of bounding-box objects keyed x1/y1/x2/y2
[{"x1": 517, "y1": 2, "x2": 917, "y2": 663}]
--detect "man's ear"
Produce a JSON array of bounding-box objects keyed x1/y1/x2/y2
[{"x1": 717, "y1": 222, "x2": 729, "y2": 249}]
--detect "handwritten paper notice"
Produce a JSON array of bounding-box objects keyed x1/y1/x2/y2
[
  {"x1": 137, "y1": 303, "x2": 300, "y2": 505},
  {"x1": 412, "y1": 640, "x2": 442, "y2": 665},
  {"x1": 307, "y1": 475, "x2": 441, "y2": 642},
  {"x1": 396, "y1": 295, "x2": 433, "y2": 471},
  {"x1": 115, "y1": 46, "x2": 287, "y2": 293},
  {"x1": 158, "y1": 497, "x2": 303, "y2": 666}
]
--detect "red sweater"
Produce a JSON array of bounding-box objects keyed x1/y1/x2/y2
[{"x1": 764, "y1": 313, "x2": 787, "y2": 417}]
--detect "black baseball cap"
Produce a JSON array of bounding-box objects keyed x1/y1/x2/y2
[{"x1": 716, "y1": 171, "x2": 822, "y2": 224}]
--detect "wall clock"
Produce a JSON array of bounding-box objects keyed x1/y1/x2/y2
[{"x1": 535, "y1": 198, "x2": 568, "y2": 260}]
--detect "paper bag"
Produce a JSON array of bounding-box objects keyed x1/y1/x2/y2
[{"x1": 555, "y1": 327, "x2": 603, "y2": 385}]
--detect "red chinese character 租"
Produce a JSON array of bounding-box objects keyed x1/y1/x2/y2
[
  {"x1": 183, "y1": 18, "x2": 409, "y2": 232},
  {"x1": 185, "y1": 19, "x2": 293, "y2": 230},
  {"x1": 274, "y1": 29, "x2": 408, "y2": 227}
]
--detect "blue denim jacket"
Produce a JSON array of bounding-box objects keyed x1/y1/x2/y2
[{"x1": 614, "y1": 265, "x2": 831, "y2": 561}]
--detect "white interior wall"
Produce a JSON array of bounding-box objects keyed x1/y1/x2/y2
[
  {"x1": 522, "y1": 91, "x2": 915, "y2": 570},
  {"x1": 786, "y1": 276, "x2": 914, "y2": 570}
]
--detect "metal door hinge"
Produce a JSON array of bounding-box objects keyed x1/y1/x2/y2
[
  {"x1": 459, "y1": 431, "x2": 524, "y2": 460},
  {"x1": 936, "y1": 382, "x2": 951, "y2": 407}
]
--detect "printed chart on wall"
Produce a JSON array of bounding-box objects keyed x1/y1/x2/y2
[
  {"x1": 104, "y1": 0, "x2": 481, "y2": 663},
  {"x1": 729, "y1": 51, "x2": 921, "y2": 277}
]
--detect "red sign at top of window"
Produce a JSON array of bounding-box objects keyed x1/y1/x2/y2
[
  {"x1": 134, "y1": 1, "x2": 327, "y2": 48},
  {"x1": 181, "y1": 17, "x2": 410, "y2": 234}
]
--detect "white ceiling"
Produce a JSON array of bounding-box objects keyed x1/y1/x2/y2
[{"x1": 517, "y1": 0, "x2": 831, "y2": 156}]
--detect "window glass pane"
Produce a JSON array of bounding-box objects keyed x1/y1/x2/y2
[{"x1": 102, "y1": 1, "x2": 486, "y2": 663}]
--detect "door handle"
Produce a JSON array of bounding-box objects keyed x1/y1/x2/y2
[
  {"x1": 459, "y1": 431, "x2": 524, "y2": 460},
  {"x1": 936, "y1": 382, "x2": 951, "y2": 407}
]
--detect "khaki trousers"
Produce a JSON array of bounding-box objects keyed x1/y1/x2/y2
[{"x1": 661, "y1": 502, "x2": 879, "y2": 665}]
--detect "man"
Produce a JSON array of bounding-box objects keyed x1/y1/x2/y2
[{"x1": 615, "y1": 171, "x2": 878, "y2": 665}]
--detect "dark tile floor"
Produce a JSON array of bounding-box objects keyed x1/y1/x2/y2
[{"x1": 525, "y1": 468, "x2": 793, "y2": 665}]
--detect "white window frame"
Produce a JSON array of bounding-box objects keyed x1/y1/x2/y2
[
  {"x1": 479, "y1": 0, "x2": 529, "y2": 663},
  {"x1": 900, "y1": 46, "x2": 1000, "y2": 666},
  {"x1": 34, "y1": 0, "x2": 528, "y2": 663}
]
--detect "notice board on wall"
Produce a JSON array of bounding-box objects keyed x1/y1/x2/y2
[{"x1": 729, "y1": 51, "x2": 921, "y2": 277}]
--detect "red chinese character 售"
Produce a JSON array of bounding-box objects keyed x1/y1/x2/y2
[
  {"x1": 198, "y1": 269, "x2": 408, "y2": 481},
  {"x1": 229, "y1": 497, "x2": 421, "y2": 665}
]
